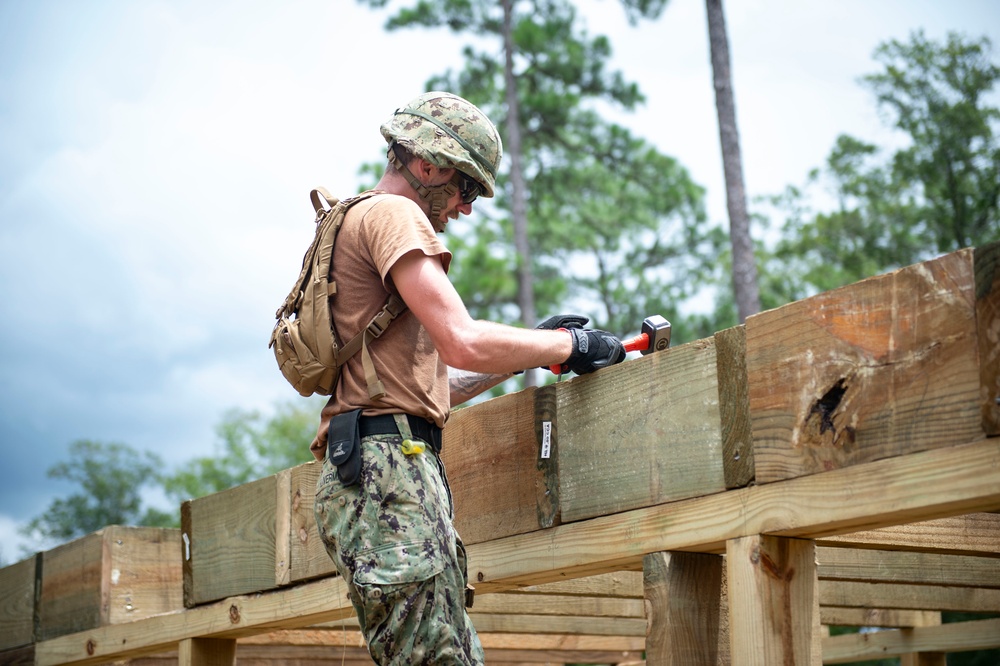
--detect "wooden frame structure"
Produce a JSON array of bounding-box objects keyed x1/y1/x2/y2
[{"x1": 2, "y1": 243, "x2": 998, "y2": 665}]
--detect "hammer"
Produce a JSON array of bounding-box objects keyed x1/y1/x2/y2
[
  {"x1": 549, "y1": 315, "x2": 672, "y2": 375},
  {"x1": 622, "y1": 314, "x2": 672, "y2": 355}
]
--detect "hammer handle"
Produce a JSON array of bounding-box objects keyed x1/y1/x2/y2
[{"x1": 623, "y1": 332, "x2": 649, "y2": 353}]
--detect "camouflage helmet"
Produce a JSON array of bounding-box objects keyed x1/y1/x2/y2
[{"x1": 381, "y1": 91, "x2": 502, "y2": 198}]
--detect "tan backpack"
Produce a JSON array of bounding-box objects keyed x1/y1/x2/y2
[{"x1": 269, "y1": 188, "x2": 406, "y2": 399}]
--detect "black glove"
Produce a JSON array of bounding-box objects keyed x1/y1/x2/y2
[
  {"x1": 536, "y1": 314, "x2": 589, "y2": 330},
  {"x1": 560, "y1": 327, "x2": 626, "y2": 375}
]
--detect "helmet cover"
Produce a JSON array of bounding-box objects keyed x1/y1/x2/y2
[{"x1": 381, "y1": 91, "x2": 502, "y2": 197}]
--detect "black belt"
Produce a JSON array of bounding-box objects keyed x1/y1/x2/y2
[{"x1": 359, "y1": 414, "x2": 443, "y2": 454}]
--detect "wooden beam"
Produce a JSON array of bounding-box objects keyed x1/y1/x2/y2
[
  {"x1": 469, "y1": 593, "x2": 643, "y2": 618},
  {"x1": 557, "y1": 337, "x2": 727, "y2": 523},
  {"x1": 747, "y1": 248, "x2": 986, "y2": 483},
  {"x1": 178, "y1": 638, "x2": 234, "y2": 666},
  {"x1": 816, "y1": 547, "x2": 1000, "y2": 587},
  {"x1": 727, "y1": 536, "x2": 821, "y2": 665},
  {"x1": 468, "y1": 438, "x2": 1000, "y2": 590},
  {"x1": 34, "y1": 439, "x2": 1000, "y2": 666},
  {"x1": 469, "y1": 614, "x2": 646, "y2": 636},
  {"x1": 35, "y1": 576, "x2": 354, "y2": 666},
  {"x1": 818, "y1": 512, "x2": 1000, "y2": 555},
  {"x1": 820, "y1": 608, "x2": 941, "y2": 629},
  {"x1": 443, "y1": 387, "x2": 553, "y2": 546},
  {"x1": 0, "y1": 556, "x2": 35, "y2": 651},
  {"x1": 643, "y1": 551, "x2": 724, "y2": 665},
  {"x1": 822, "y1": 617, "x2": 1000, "y2": 664},
  {"x1": 715, "y1": 325, "x2": 755, "y2": 488},
  {"x1": 976, "y1": 241, "x2": 1000, "y2": 434},
  {"x1": 182, "y1": 476, "x2": 278, "y2": 607},
  {"x1": 819, "y1": 580, "x2": 1000, "y2": 613}
]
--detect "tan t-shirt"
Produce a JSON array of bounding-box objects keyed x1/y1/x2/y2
[{"x1": 310, "y1": 193, "x2": 452, "y2": 460}]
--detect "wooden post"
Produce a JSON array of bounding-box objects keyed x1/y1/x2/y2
[
  {"x1": 178, "y1": 637, "x2": 235, "y2": 666},
  {"x1": 643, "y1": 551, "x2": 725, "y2": 665},
  {"x1": 726, "y1": 535, "x2": 820, "y2": 665},
  {"x1": 900, "y1": 651, "x2": 947, "y2": 666}
]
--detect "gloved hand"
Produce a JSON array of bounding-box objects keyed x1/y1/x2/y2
[
  {"x1": 559, "y1": 327, "x2": 626, "y2": 375},
  {"x1": 536, "y1": 314, "x2": 589, "y2": 330}
]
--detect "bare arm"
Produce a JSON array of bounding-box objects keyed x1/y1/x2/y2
[
  {"x1": 389, "y1": 249, "x2": 572, "y2": 375},
  {"x1": 448, "y1": 367, "x2": 514, "y2": 407}
]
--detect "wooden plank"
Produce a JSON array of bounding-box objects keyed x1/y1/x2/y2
[
  {"x1": 178, "y1": 638, "x2": 235, "y2": 666},
  {"x1": 34, "y1": 439, "x2": 1000, "y2": 666},
  {"x1": 817, "y1": 547, "x2": 1000, "y2": 587},
  {"x1": 747, "y1": 248, "x2": 984, "y2": 483},
  {"x1": 900, "y1": 653, "x2": 946, "y2": 666},
  {"x1": 241, "y1": 629, "x2": 644, "y2": 653},
  {"x1": 237, "y1": 628, "x2": 645, "y2": 665},
  {"x1": 726, "y1": 536, "x2": 821, "y2": 665},
  {"x1": 0, "y1": 556, "x2": 36, "y2": 650},
  {"x1": 822, "y1": 617, "x2": 1000, "y2": 664},
  {"x1": 469, "y1": 593, "x2": 643, "y2": 618},
  {"x1": 715, "y1": 325, "x2": 755, "y2": 488},
  {"x1": 443, "y1": 387, "x2": 551, "y2": 545},
  {"x1": 284, "y1": 461, "x2": 335, "y2": 585},
  {"x1": 820, "y1": 608, "x2": 941, "y2": 628},
  {"x1": 819, "y1": 580, "x2": 1000, "y2": 613},
  {"x1": 643, "y1": 551, "x2": 723, "y2": 665},
  {"x1": 37, "y1": 527, "x2": 181, "y2": 642},
  {"x1": 37, "y1": 528, "x2": 103, "y2": 641},
  {"x1": 101, "y1": 527, "x2": 183, "y2": 625},
  {"x1": 182, "y1": 475, "x2": 278, "y2": 607},
  {"x1": 36, "y1": 575, "x2": 354, "y2": 666},
  {"x1": 818, "y1": 512, "x2": 1000, "y2": 555},
  {"x1": 514, "y1": 571, "x2": 643, "y2": 597},
  {"x1": 0, "y1": 644, "x2": 34, "y2": 666},
  {"x1": 557, "y1": 337, "x2": 726, "y2": 522},
  {"x1": 468, "y1": 438, "x2": 1000, "y2": 591},
  {"x1": 469, "y1": 613, "x2": 646, "y2": 636},
  {"x1": 977, "y1": 241, "x2": 1000, "y2": 434}
]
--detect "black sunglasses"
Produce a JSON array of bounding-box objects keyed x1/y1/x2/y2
[{"x1": 455, "y1": 172, "x2": 483, "y2": 204}]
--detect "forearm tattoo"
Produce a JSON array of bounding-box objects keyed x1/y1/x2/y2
[{"x1": 448, "y1": 368, "x2": 513, "y2": 403}]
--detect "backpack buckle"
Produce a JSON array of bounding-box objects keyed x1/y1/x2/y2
[{"x1": 366, "y1": 307, "x2": 394, "y2": 339}]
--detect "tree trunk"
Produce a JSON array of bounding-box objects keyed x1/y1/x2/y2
[
  {"x1": 503, "y1": 0, "x2": 539, "y2": 385},
  {"x1": 706, "y1": 0, "x2": 761, "y2": 322}
]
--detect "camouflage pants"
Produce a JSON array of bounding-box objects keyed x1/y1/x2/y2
[{"x1": 314, "y1": 424, "x2": 484, "y2": 665}]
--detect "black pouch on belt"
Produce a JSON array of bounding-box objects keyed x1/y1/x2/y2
[{"x1": 327, "y1": 408, "x2": 363, "y2": 486}]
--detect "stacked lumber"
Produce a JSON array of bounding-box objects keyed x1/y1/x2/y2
[{"x1": 1, "y1": 242, "x2": 997, "y2": 665}]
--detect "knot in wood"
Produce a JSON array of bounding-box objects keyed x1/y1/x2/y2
[{"x1": 229, "y1": 604, "x2": 241, "y2": 624}]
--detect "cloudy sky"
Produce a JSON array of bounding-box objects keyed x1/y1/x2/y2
[{"x1": 1, "y1": 0, "x2": 997, "y2": 562}]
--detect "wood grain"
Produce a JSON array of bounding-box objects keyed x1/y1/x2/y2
[{"x1": 747, "y1": 249, "x2": 983, "y2": 483}]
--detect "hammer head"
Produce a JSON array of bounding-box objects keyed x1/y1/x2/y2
[{"x1": 640, "y1": 315, "x2": 672, "y2": 355}]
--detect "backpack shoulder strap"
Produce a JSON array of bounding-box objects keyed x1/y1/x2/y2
[{"x1": 317, "y1": 189, "x2": 407, "y2": 400}]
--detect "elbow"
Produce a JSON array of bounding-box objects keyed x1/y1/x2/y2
[
  {"x1": 436, "y1": 340, "x2": 480, "y2": 371},
  {"x1": 433, "y1": 323, "x2": 487, "y2": 371}
]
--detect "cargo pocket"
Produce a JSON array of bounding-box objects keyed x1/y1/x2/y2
[{"x1": 354, "y1": 541, "x2": 446, "y2": 607}]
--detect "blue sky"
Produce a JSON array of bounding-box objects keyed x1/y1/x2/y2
[{"x1": 1, "y1": 0, "x2": 998, "y2": 562}]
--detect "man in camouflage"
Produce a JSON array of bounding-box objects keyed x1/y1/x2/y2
[{"x1": 311, "y1": 92, "x2": 626, "y2": 665}]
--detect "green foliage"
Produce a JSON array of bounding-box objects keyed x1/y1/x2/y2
[
  {"x1": 162, "y1": 398, "x2": 324, "y2": 503},
  {"x1": 20, "y1": 400, "x2": 326, "y2": 555},
  {"x1": 360, "y1": 0, "x2": 724, "y2": 341},
  {"x1": 864, "y1": 31, "x2": 1000, "y2": 252},
  {"x1": 20, "y1": 440, "x2": 173, "y2": 547},
  {"x1": 763, "y1": 31, "x2": 1000, "y2": 301}
]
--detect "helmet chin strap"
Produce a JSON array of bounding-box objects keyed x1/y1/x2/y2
[{"x1": 388, "y1": 145, "x2": 458, "y2": 233}]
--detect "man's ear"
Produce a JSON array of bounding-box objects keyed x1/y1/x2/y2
[
  {"x1": 414, "y1": 158, "x2": 453, "y2": 184},
  {"x1": 413, "y1": 158, "x2": 436, "y2": 181}
]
